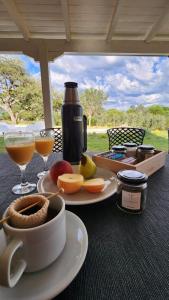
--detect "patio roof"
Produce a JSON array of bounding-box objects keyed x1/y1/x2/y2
[{"x1": 1, "y1": 0, "x2": 169, "y2": 127}]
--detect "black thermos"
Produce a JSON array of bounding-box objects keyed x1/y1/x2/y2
[{"x1": 62, "y1": 82, "x2": 87, "y2": 164}]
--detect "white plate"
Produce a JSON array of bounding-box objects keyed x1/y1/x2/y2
[
  {"x1": 0, "y1": 211, "x2": 88, "y2": 300},
  {"x1": 37, "y1": 166, "x2": 117, "y2": 205}
]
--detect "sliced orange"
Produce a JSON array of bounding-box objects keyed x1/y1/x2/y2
[{"x1": 83, "y1": 178, "x2": 105, "y2": 193}]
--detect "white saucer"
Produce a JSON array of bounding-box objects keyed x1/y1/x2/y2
[
  {"x1": 0, "y1": 211, "x2": 88, "y2": 300},
  {"x1": 37, "y1": 166, "x2": 117, "y2": 205}
]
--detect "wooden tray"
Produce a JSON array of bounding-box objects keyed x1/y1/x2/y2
[{"x1": 92, "y1": 150, "x2": 167, "y2": 176}]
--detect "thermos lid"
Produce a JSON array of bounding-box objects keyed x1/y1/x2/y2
[
  {"x1": 64, "y1": 82, "x2": 79, "y2": 104},
  {"x1": 64, "y1": 82, "x2": 78, "y2": 88},
  {"x1": 117, "y1": 170, "x2": 148, "y2": 184}
]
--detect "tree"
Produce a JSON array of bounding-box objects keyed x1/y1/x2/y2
[
  {"x1": 0, "y1": 57, "x2": 43, "y2": 124},
  {"x1": 104, "y1": 108, "x2": 125, "y2": 127},
  {"x1": 52, "y1": 89, "x2": 63, "y2": 113},
  {"x1": 127, "y1": 104, "x2": 146, "y2": 114},
  {"x1": 52, "y1": 89, "x2": 63, "y2": 126},
  {"x1": 80, "y1": 88, "x2": 107, "y2": 127},
  {"x1": 148, "y1": 105, "x2": 169, "y2": 116}
]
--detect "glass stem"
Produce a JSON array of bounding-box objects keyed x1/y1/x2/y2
[
  {"x1": 19, "y1": 165, "x2": 27, "y2": 186},
  {"x1": 43, "y1": 156, "x2": 48, "y2": 172}
]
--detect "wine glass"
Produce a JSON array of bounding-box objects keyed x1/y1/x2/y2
[
  {"x1": 4, "y1": 131, "x2": 36, "y2": 195},
  {"x1": 35, "y1": 129, "x2": 55, "y2": 179}
]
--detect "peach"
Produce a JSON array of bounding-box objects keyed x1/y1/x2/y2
[
  {"x1": 83, "y1": 178, "x2": 105, "y2": 193},
  {"x1": 50, "y1": 160, "x2": 73, "y2": 184},
  {"x1": 57, "y1": 174, "x2": 84, "y2": 194}
]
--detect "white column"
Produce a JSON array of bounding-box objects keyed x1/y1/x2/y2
[{"x1": 39, "y1": 43, "x2": 53, "y2": 128}]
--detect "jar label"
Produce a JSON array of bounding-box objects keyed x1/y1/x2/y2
[{"x1": 122, "y1": 191, "x2": 141, "y2": 210}]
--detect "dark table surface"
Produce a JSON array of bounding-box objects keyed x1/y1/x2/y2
[{"x1": 1, "y1": 153, "x2": 169, "y2": 300}]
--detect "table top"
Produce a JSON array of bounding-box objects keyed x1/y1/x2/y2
[{"x1": 1, "y1": 153, "x2": 169, "y2": 300}]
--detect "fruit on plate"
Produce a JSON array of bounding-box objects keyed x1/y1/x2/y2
[
  {"x1": 57, "y1": 173, "x2": 84, "y2": 194},
  {"x1": 79, "y1": 153, "x2": 96, "y2": 179},
  {"x1": 50, "y1": 160, "x2": 73, "y2": 184},
  {"x1": 83, "y1": 178, "x2": 105, "y2": 193}
]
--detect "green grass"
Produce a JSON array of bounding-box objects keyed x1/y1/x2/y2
[
  {"x1": 87, "y1": 130, "x2": 168, "y2": 152},
  {"x1": 143, "y1": 130, "x2": 168, "y2": 151},
  {"x1": 0, "y1": 136, "x2": 4, "y2": 153},
  {"x1": 0, "y1": 130, "x2": 168, "y2": 153},
  {"x1": 87, "y1": 133, "x2": 109, "y2": 152}
]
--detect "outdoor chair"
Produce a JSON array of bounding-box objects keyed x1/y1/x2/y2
[
  {"x1": 107, "y1": 127, "x2": 145, "y2": 150},
  {"x1": 40, "y1": 127, "x2": 62, "y2": 152}
]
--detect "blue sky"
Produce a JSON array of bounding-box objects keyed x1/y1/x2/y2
[{"x1": 9, "y1": 54, "x2": 169, "y2": 110}]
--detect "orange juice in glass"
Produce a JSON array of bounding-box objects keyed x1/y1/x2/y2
[
  {"x1": 35, "y1": 137, "x2": 54, "y2": 157},
  {"x1": 6, "y1": 142, "x2": 35, "y2": 165},
  {"x1": 35, "y1": 129, "x2": 54, "y2": 179},
  {"x1": 4, "y1": 132, "x2": 36, "y2": 195}
]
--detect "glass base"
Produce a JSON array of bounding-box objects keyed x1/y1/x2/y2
[
  {"x1": 37, "y1": 170, "x2": 48, "y2": 179},
  {"x1": 12, "y1": 182, "x2": 36, "y2": 195}
]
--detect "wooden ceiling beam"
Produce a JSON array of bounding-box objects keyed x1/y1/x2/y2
[
  {"x1": 106, "y1": 0, "x2": 121, "y2": 42},
  {"x1": 1, "y1": 0, "x2": 30, "y2": 41},
  {"x1": 60, "y1": 0, "x2": 71, "y2": 41},
  {"x1": 145, "y1": 1, "x2": 169, "y2": 43},
  {"x1": 1, "y1": 39, "x2": 169, "y2": 59}
]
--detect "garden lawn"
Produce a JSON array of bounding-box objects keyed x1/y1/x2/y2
[
  {"x1": 0, "y1": 136, "x2": 4, "y2": 153},
  {"x1": 0, "y1": 130, "x2": 168, "y2": 153},
  {"x1": 87, "y1": 130, "x2": 168, "y2": 152}
]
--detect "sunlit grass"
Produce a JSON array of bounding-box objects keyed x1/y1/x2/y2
[
  {"x1": 87, "y1": 130, "x2": 168, "y2": 152},
  {"x1": 144, "y1": 130, "x2": 167, "y2": 151},
  {"x1": 0, "y1": 136, "x2": 4, "y2": 153},
  {"x1": 87, "y1": 133, "x2": 108, "y2": 152},
  {"x1": 151, "y1": 129, "x2": 168, "y2": 138},
  {"x1": 0, "y1": 130, "x2": 168, "y2": 153}
]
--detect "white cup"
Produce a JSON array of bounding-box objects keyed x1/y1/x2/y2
[{"x1": 0, "y1": 193, "x2": 66, "y2": 288}]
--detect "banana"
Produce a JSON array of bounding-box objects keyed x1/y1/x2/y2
[{"x1": 79, "y1": 153, "x2": 96, "y2": 179}]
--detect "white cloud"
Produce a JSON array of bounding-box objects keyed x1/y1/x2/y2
[
  {"x1": 143, "y1": 94, "x2": 161, "y2": 103},
  {"x1": 80, "y1": 78, "x2": 109, "y2": 92},
  {"x1": 51, "y1": 55, "x2": 87, "y2": 74},
  {"x1": 106, "y1": 73, "x2": 140, "y2": 92},
  {"x1": 9, "y1": 53, "x2": 169, "y2": 110},
  {"x1": 105, "y1": 56, "x2": 119, "y2": 64},
  {"x1": 126, "y1": 58, "x2": 155, "y2": 81},
  {"x1": 33, "y1": 72, "x2": 40, "y2": 79},
  {"x1": 50, "y1": 71, "x2": 73, "y2": 88},
  {"x1": 48, "y1": 55, "x2": 169, "y2": 109}
]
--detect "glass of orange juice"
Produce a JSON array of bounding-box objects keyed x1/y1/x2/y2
[
  {"x1": 35, "y1": 129, "x2": 55, "y2": 179},
  {"x1": 4, "y1": 131, "x2": 36, "y2": 195}
]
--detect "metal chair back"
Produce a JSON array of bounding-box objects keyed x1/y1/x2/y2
[
  {"x1": 107, "y1": 127, "x2": 145, "y2": 150},
  {"x1": 40, "y1": 127, "x2": 62, "y2": 152}
]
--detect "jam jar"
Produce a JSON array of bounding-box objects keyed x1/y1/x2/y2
[
  {"x1": 112, "y1": 145, "x2": 127, "y2": 154},
  {"x1": 137, "y1": 144, "x2": 155, "y2": 162},
  {"x1": 123, "y1": 142, "x2": 137, "y2": 157},
  {"x1": 116, "y1": 170, "x2": 148, "y2": 214}
]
